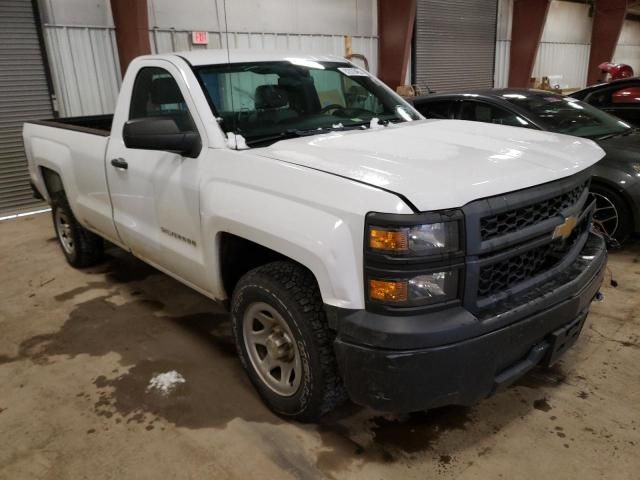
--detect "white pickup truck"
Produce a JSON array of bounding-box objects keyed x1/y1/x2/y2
[{"x1": 23, "y1": 50, "x2": 607, "y2": 421}]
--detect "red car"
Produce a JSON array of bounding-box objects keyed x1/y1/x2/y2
[{"x1": 570, "y1": 76, "x2": 640, "y2": 128}]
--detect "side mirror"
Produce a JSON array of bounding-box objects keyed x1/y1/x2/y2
[{"x1": 123, "y1": 117, "x2": 201, "y2": 157}]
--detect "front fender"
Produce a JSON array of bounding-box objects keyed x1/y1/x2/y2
[{"x1": 201, "y1": 180, "x2": 364, "y2": 309}]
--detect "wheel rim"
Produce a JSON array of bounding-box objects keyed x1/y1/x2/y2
[
  {"x1": 242, "y1": 302, "x2": 302, "y2": 397},
  {"x1": 592, "y1": 192, "x2": 619, "y2": 238},
  {"x1": 54, "y1": 208, "x2": 75, "y2": 255}
]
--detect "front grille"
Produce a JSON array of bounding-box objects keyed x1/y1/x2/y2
[
  {"x1": 478, "y1": 216, "x2": 587, "y2": 298},
  {"x1": 480, "y1": 181, "x2": 588, "y2": 241}
]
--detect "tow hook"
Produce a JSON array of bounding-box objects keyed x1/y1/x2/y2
[{"x1": 594, "y1": 291, "x2": 605, "y2": 302}]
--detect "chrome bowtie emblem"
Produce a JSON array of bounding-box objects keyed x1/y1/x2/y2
[{"x1": 552, "y1": 216, "x2": 578, "y2": 241}]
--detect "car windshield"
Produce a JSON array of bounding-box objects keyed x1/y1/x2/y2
[
  {"x1": 195, "y1": 60, "x2": 420, "y2": 147},
  {"x1": 502, "y1": 93, "x2": 631, "y2": 139}
]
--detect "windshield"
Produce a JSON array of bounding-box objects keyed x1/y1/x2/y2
[
  {"x1": 195, "y1": 60, "x2": 420, "y2": 147},
  {"x1": 502, "y1": 93, "x2": 631, "y2": 139}
]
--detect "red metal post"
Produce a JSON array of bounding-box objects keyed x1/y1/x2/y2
[
  {"x1": 508, "y1": 0, "x2": 551, "y2": 88},
  {"x1": 378, "y1": 0, "x2": 416, "y2": 89},
  {"x1": 587, "y1": 0, "x2": 628, "y2": 85},
  {"x1": 110, "y1": 0, "x2": 152, "y2": 76}
]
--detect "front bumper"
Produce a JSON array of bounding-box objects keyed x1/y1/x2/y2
[{"x1": 332, "y1": 233, "x2": 607, "y2": 413}]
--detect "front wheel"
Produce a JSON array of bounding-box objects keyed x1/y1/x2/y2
[
  {"x1": 591, "y1": 185, "x2": 632, "y2": 245},
  {"x1": 231, "y1": 261, "x2": 346, "y2": 422}
]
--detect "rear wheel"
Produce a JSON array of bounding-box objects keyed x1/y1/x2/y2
[
  {"x1": 51, "y1": 194, "x2": 104, "y2": 268},
  {"x1": 231, "y1": 261, "x2": 346, "y2": 422},
  {"x1": 591, "y1": 184, "x2": 632, "y2": 244}
]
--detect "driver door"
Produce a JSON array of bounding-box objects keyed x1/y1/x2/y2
[{"x1": 105, "y1": 63, "x2": 210, "y2": 290}]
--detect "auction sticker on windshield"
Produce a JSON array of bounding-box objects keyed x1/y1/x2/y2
[{"x1": 338, "y1": 67, "x2": 369, "y2": 77}]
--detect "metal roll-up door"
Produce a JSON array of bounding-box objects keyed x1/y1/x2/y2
[
  {"x1": 414, "y1": 0, "x2": 498, "y2": 93},
  {"x1": 0, "y1": 0, "x2": 53, "y2": 214}
]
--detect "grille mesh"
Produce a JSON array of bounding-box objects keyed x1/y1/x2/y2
[
  {"x1": 478, "y1": 217, "x2": 587, "y2": 298},
  {"x1": 480, "y1": 182, "x2": 588, "y2": 241}
]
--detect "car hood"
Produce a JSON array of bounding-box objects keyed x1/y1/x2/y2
[
  {"x1": 593, "y1": 133, "x2": 640, "y2": 180},
  {"x1": 255, "y1": 119, "x2": 605, "y2": 211},
  {"x1": 596, "y1": 131, "x2": 640, "y2": 159}
]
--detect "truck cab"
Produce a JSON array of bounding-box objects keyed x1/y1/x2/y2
[{"x1": 23, "y1": 51, "x2": 607, "y2": 421}]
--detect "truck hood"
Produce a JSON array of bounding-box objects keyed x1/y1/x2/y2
[{"x1": 255, "y1": 119, "x2": 605, "y2": 211}]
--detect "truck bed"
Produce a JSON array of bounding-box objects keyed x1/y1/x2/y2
[{"x1": 27, "y1": 114, "x2": 113, "y2": 137}]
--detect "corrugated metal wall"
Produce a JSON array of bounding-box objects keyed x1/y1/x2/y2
[
  {"x1": 614, "y1": 19, "x2": 640, "y2": 74},
  {"x1": 38, "y1": 0, "x2": 640, "y2": 115},
  {"x1": 0, "y1": 0, "x2": 52, "y2": 214},
  {"x1": 532, "y1": 43, "x2": 590, "y2": 89},
  {"x1": 43, "y1": 25, "x2": 121, "y2": 117},
  {"x1": 149, "y1": 29, "x2": 377, "y2": 73},
  {"x1": 495, "y1": 0, "x2": 593, "y2": 89},
  {"x1": 494, "y1": 0, "x2": 512, "y2": 88},
  {"x1": 43, "y1": 26, "x2": 377, "y2": 117},
  {"x1": 414, "y1": 0, "x2": 498, "y2": 93}
]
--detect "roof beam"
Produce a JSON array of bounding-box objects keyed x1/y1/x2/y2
[
  {"x1": 110, "y1": 0, "x2": 152, "y2": 76},
  {"x1": 377, "y1": 0, "x2": 416, "y2": 89},
  {"x1": 508, "y1": 0, "x2": 551, "y2": 88},
  {"x1": 587, "y1": 0, "x2": 628, "y2": 85}
]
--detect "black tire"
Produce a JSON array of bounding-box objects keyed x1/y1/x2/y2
[
  {"x1": 591, "y1": 183, "x2": 633, "y2": 245},
  {"x1": 231, "y1": 261, "x2": 346, "y2": 422},
  {"x1": 51, "y1": 193, "x2": 104, "y2": 268}
]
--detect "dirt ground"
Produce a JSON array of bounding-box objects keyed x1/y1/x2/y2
[{"x1": 1, "y1": 212, "x2": 639, "y2": 480}]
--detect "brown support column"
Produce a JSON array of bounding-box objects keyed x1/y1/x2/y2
[
  {"x1": 378, "y1": 0, "x2": 416, "y2": 89},
  {"x1": 110, "y1": 0, "x2": 151, "y2": 76},
  {"x1": 508, "y1": 0, "x2": 550, "y2": 88},
  {"x1": 586, "y1": 0, "x2": 628, "y2": 85}
]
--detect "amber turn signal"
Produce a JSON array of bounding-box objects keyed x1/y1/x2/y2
[
  {"x1": 369, "y1": 279, "x2": 408, "y2": 302},
  {"x1": 369, "y1": 228, "x2": 408, "y2": 252}
]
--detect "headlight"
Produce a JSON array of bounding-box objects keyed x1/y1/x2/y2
[
  {"x1": 368, "y1": 270, "x2": 459, "y2": 306},
  {"x1": 632, "y1": 163, "x2": 640, "y2": 176},
  {"x1": 368, "y1": 222, "x2": 460, "y2": 256},
  {"x1": 364, "y1": 210, "x2": 464, "y2": 311}
]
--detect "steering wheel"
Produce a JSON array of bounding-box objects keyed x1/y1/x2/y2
[
  {"x1": 338, "y1": 107, "x2": 374, "y2": 117},
  {"x1": 319, "y1": 104, "x2": 345, "y2": 114},
  {"x1": 556, "y1": 116, "x2": 584, "y2": 132}
]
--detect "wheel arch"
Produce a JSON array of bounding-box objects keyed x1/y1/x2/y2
[
  {"x1": 218, "y1": 232, "x2": 321, "y2": 304},
  {"x1": 590, "y1": 175, "x2": 639, "y2": 231},
  {"x1": 39, "y1": 166, "x2": 65, "y2": 200}
]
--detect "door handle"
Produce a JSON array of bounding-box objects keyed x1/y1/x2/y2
[{"x1": 110, "y1": 158, "x2": 128, "y2": 170}]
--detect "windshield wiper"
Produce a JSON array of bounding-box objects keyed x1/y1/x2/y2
[
  {"x1": 243, "y1": 117, "x2": 401, "y2": 148},
  {"x1": 597, "y1": 132, "x2": 621, "y2": 140},
  {"x1": 598, "y1": 127, "x2": 638, "y2": 141},
  {"x1": 244, "y1": 128, "x2": 320, "y2": 147},
  {"x1": 244, "y1": 124, "x2": 372, "y2": 147}
]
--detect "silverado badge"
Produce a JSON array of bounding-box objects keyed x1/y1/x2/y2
[{"x1": 552, "y1": 216, "x2": 578, "y2": 241}]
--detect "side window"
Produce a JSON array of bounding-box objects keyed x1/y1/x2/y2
[
  {"x1": 611, "y1": 86, "x2": 640, "y2": 105},
  {"x1": 586, "y1": 90, "x2": 613, "y2": 108},
  {"x1": 414, "y1": 100, "x2": 454, "y2": 119},
  {"x1": 460, "y1": 101, "x2": 527, "y2": 127},
  {"x1": 129, "y1": 67, "x2": 196, "y2": 132}
]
